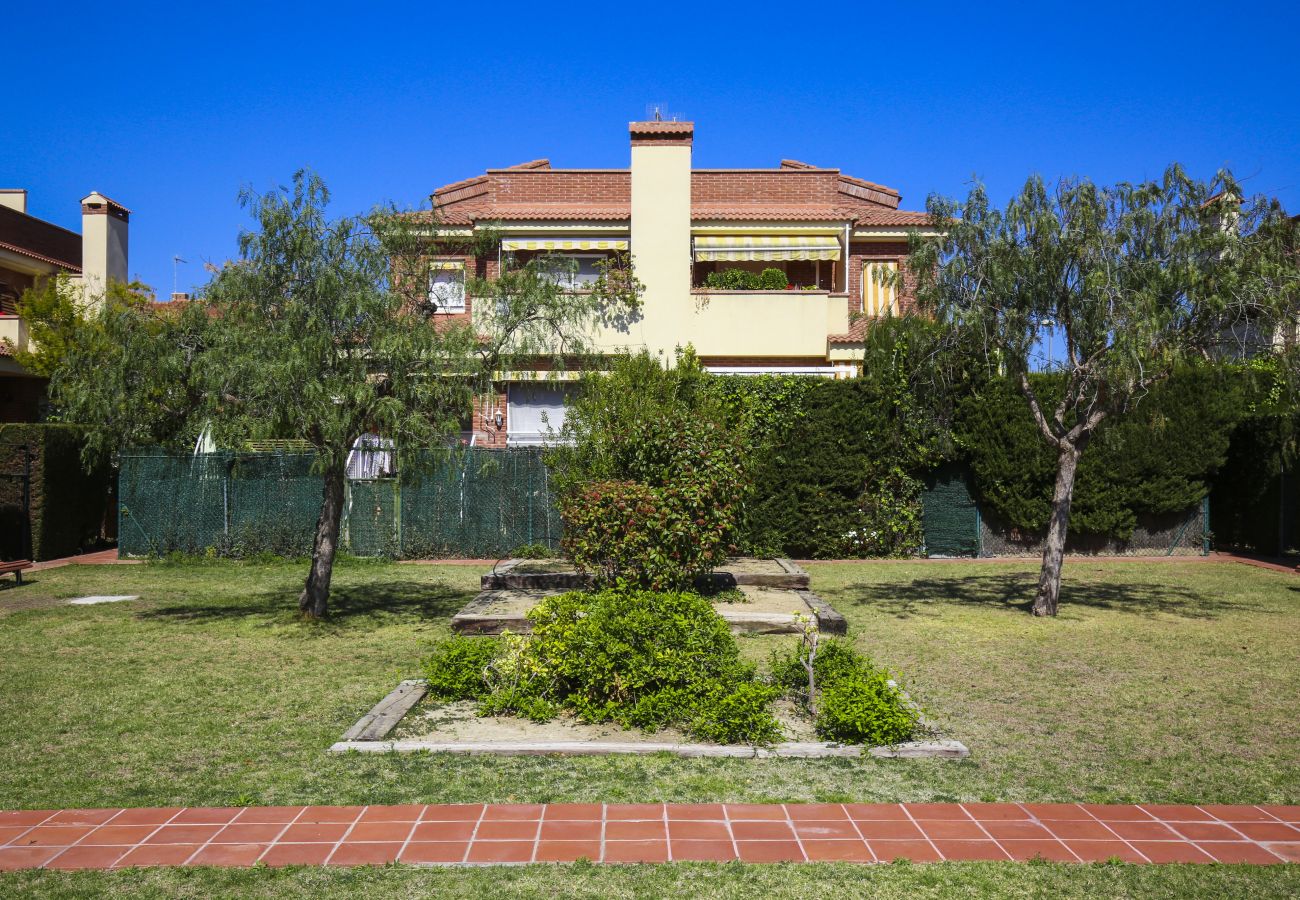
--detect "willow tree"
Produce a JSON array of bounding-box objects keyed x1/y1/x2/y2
[
  {"x1": 55, "y1": 170, "x2": 640, "y2": 618},
  {"x1": 910, "y1": 166, "x2": 1295, "y2": 616}
]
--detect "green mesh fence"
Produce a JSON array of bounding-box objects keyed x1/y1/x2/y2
[
  {"x1": 921, "y1": 463, "x2": 980, "y2": 557},
  {"x1": 919, "y1": 463, "x2": 1208, "y2": 558},
  {"x1": 118, "y1": 449, "x2": 560, "y2": 559}
]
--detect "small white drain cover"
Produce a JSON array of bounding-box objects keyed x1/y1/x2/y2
[{"x1": 68, "y1": 595, "x2": 139, "y2": 605}]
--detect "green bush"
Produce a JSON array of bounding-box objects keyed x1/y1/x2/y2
[
  {"x1": 689, "y1": 682, "x2": 784, "y2": 745},
  {"x1": 956, "y1": 368, "x2": 1243, "y2": 539},
  {"x1": 703, "y1": 268, "x2": 761, "y2": 290},
  {"x1": 816, "y1": 671, "x2": 918, "y2": 746},
  {"x1": 770, "y1": 637, "x2": 918, "y2": 746},
  {"x1": 522, "y1": 589, "x2": 782, "y2": 745},
  {"x1": 510, "y1": 542, "x2": 556, "y2": 560},
  {"x1": 555, "y1": 359, "x2": 747, "y2": 589},
  {"x1": 758, "y1": 267, "x2": 789, "y2": 290},
  {"x1": 420, "y1": 636, "x2": 500, "y2": 701},
  {"x1": 770, "y1": 637, "x2": 872, "y2": 693}
]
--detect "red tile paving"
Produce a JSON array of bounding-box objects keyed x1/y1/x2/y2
[{"x1": 0, "y1": 803, "x2": 1294, "y2": 870}]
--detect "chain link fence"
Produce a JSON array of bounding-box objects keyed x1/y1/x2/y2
[{"x1": 118, "y1": 449, "x2": 560, "y2": 559}]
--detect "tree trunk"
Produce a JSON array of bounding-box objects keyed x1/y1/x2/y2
[
  {"x1": 1033, "y1": 443, "x2": 1081, "y2": 617},
  {"x1": 299, "y1": 465, "x2": 346, "y2": 619}
]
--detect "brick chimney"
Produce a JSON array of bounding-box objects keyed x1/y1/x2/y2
[
  {"x1": 80, "y1": 191, "x2": 130, "y2": 296},
  {"x1": 629, "y1": 121, "x2": 693, "y2": 356}
]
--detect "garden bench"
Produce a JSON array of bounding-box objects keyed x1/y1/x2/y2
[{"x1": 0, "y1": 560, "x2": 32, "y2": 585}]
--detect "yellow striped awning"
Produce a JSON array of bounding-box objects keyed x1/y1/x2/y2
[
  {"x1": 501, "y1": 237, "x2": 629, "y2": 251},
  {"x1": 694, "y1": 234, "x2": 842, "y2": 262}
]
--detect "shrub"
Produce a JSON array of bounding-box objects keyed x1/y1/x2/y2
[
  {"x1": 522, "y1": 589, "x2": 782, "y2": 745},
  {"x1": 510, "y1": 542, "x2": 557, "y2": 560},
  {"x1": 770, "y1": 637, "x2": 872, "y2": 694},
  {"x1": 704, "y1": 268, "x2": 761, "y2": 290},
  {"x1": 758, "y1": 267, "x2": 789, "y2": 290},
  {"x1": 770, "y1": 636, "x2": 918, "y2": 746},
  {"x1": 558, "y1": 411, "x2": 746, "y2": 590},
  {"x1": 816, "y1": 671, "x2": 918, "y2": 746},
  {"x1": 690, "y1": 682, "x2": 784, "y2": 745},
  {"x1": 420, "y1": 636, "x2": 500, "y2": 700}
]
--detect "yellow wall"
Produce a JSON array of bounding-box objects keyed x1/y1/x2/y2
[
  {"x1": 0, "y1": 316, "x2": 27, "y2": 353},
  {"x1": 628, "y1": 140, "x2": 693, "y2": 358}
]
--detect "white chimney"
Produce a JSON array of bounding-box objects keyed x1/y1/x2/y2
[
  {"x1": 0, "y1": 190, "x2": 27, "y2": 214},
  {"x1": 80, "y1": 191, "x2": 130, "y2": 297}
]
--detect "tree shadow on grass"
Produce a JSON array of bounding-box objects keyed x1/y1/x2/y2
[
  {"x1": 834, "y1": 573, "x2": 1251, "y2": 621},
  {"x1": 136, "y1": 579, "x2": 473, "y2": 632}
]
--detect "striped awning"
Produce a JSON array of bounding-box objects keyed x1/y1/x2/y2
[
  {"x1": 501, "y1": 237, "x2": 629, "y2": 251},
  {"x1": 694, "y1": 234, "x2": 842, "y2": 262}
]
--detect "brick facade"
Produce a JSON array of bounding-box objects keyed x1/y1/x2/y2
[
  {"x1": 846, "y1": 241, "x2": 918, "y2": 316},
  {"x1": 471, "y1": 389, "x2": 509, "y2": 449}
]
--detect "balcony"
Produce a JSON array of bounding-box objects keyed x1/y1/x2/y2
[{"x1": 684, "y1": 289, "x2": 849, "y2": 357}]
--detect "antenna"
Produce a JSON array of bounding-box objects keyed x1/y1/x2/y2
[
  {"x1": 645, "y1": 102, "x2": 673, "y2": 122},
  {"x1": 172, "y1": 255, "x2": 188, "y2": 296}
]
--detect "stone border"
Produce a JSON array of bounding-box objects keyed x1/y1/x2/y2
[
  {"x1": 480, "y1": 558, "x2": 812, "y2": 591},
  {"x1": 331, "y1": 681, "x2": 967, "y2": 760},
  {"x1": 451, "y1": 587, "x2": 845, "y2": 636},
  {"x1": 329, "y1": 737, "x2": 968, "y2": 759}
]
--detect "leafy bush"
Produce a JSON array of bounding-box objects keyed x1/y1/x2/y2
[
  {"x1": 816, "y1": 671, "x2": 918, "y2": 746},
  {"x1": 421, "y1": 636, "x2": 501, "y2": 700},
  {"x1": 956, "y1": 368, "x2": 1244, "y2": 539},
  {"x1": 689, "y1": 682, "x2": 784, "y2": 745},
  {"x1": 510, "y1": 542, "x2": 557, "y2": 560},
  {"x1": 758, "y1": 267, "x2": 789, "y2": 290},
  {"x1": 553, "y1": 351, "x2": 747, "y2": 589},
  {"x1": 521, "y1": 589, "x2": 781, "y2": 744},
  {"x1": 770, "y1": 637, "x2": 918, "y2": 746},
  {"x1": 704, "y1": 268, "x2": 760, "y2": 290}
]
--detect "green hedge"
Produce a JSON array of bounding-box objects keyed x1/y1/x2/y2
[
  {"x1": 0, "y1": 424, "x2": 112, "y2": 561},
  {"x1": 955, "y1": 370, "x2": 1243, "y2": 540},
  {"x1": 712, "y1": 360, "x2": 1247, "y2": 557}
]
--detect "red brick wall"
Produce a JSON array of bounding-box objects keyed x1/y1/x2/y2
[
  {"x1": 471, "y1": 389, "x2": 509, "y2": 448},
  {"x1": 846, "y1": 241, "x2": 917, "y2": 316},
  {"x1": 491, "y1": 171, "x2": 630, "y2": 204},
  {"x1": 692, "y1": 171, "x2": 840, "y2": 205}
]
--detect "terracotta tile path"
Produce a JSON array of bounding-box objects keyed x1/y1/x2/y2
[{"x1": 0, "y1": 804, "x2": 1296, "y2": 870}]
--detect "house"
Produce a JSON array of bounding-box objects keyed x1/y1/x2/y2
[
  {"x1": 0, "y1": 189, "x2": 130, "y2": 421},
  {"x1": 423, "y1": 121, "x2": 934, "y2": 447}
]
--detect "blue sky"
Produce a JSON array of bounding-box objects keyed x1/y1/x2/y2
[{"x1": 4, "y1": 1, "x2": 1297, "y2": 297}]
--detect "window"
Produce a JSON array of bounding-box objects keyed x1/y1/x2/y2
[
  {"x1": 538, "y1": 254, "x2": 605, "y2": 290},
  {"x1": 428, "y1": 260, "x2": 466, "y2": 313},
  {"x1": 507, "y1": 384, "x2": 571, "y2": 446},
  {"x1": 862, "y1": 261, "x2": 898, "y2": 316}
]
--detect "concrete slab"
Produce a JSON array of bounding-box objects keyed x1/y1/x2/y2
[
  {"x1": 67, "y1": 595, "x2": 138, "y2": 605},
  {"x1": 451, "y1": 584, "x2": 843, "y2": 635},
  {"x1": 481, "y1": 557, "x2": 811, "y2": 591}
]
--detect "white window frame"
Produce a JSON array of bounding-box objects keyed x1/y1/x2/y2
[{"x1": 428, "y1": 260, "x2": 466, "y2": 314}]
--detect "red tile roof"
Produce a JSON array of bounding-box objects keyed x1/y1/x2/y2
[
  {"x1": 629, "y1": 121, "x2": 694, "y2": 135},
  {"x1": 0, "y1": 240, "x2": 83, "y2": 271},
  {"x1": 0, "y1": 205, "x2": 82, "y2": 271},
  {"x1": 854, "y1": 209, "x2": 932, "y2": 227},
  {"x1": 692, "y1": 204, "x2": 852, "y2": 221},
  {"x1": 828, "y1": 316, "x2": 871, "y2": 345}
]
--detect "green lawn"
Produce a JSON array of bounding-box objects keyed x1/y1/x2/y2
[
  {"x1": 6, "y1": 859, "x2": 1299, "y2": 899},
  {"x1": 0, "y1": 556, "x2": 1296, "y2": 894}
]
